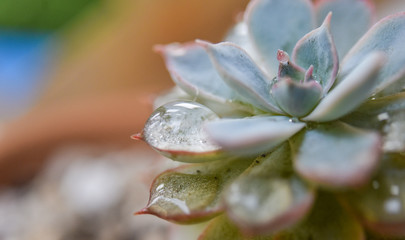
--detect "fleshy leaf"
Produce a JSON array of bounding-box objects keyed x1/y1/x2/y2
[
  {"x1": 303, "y1": 52, "x2": 385, "y2": 122},
  {"x1": 341, "y1": 12, "x2": 405, "y2": 96},
  {"x1": 224, "y1": 143, "x2": 315, "y2": 235},
  {"x1": 275, "y1": 192, "x2": 365, "y2": 240},
  {"x1": 342, "y1": 92, "x2": 405, "y2": 152},
  {"x1": 205, "y1": 116, "x2": 305, "y2": 157},
  {"x1": 290, "y1": 121, "x2": 381, "y2": 188},
  {"x1": 245, "y1": 0, "x2": 314, "y2": 74},
  {"x1": 157, "y1": 43, "x2": 237, "y2": 102},
  {"x1": 199, "y1": 215, "x2": 273, "y2": 240},
  {"x1": 137, "y1": 158, "x2": 253, "y2": 224},
  {"x1": 292, "y1": 13, "x2": 339, "y2": 93},
  {"x1": 198, "y1": 41, "x2": 282, "y2": 114},
  {"x1": 315, "y1": 0, "x2": 374, "y2": 58},
  {"x1": 225, "y1": 21, "x2": 260, "y2": 62},
  {"x1": 140, "y1": 101, "x2": 226, "y2": 163},
  {"x1": 345, "y1": 153, "x2": 405, "y2": 237},
  {"x1": 271, "y1": 77, "x2": 322, "y2": 117}
]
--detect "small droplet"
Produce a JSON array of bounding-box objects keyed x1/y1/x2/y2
[
  {"x1": 377, "y1": 112, "x2": 389, "y2": 121},
  {"x1": 384, "y1": 197, "x2": 402, "y2": 214},
  {"x1": 390, "y1": 185, "x2": 400, "y2": 196}
]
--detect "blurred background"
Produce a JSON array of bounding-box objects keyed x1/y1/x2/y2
[{"x1": 0, "y1": 0, "x2": 404, "y2": 239}]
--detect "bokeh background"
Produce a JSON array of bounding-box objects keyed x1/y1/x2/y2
[{"x1": 0, "y1": 0, "x2": 404, "y2": 239}]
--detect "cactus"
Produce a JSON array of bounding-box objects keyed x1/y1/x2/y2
[{"x1": 135, "y1": 0, "x2": 405, "y2": 239}]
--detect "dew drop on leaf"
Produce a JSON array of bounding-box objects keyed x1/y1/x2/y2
[{"x1": 143, "y1": 101, "x2": 221, "y2": 153}]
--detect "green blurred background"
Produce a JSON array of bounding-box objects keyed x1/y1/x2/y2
[{"x1": 0, "y1": 0, "x2": 100, "y2": 30}]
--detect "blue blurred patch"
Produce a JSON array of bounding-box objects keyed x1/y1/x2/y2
[{"x1": 0, "y1": 30, "x2": 53, "y2": 119}]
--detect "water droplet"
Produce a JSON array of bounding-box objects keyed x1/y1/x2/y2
[
  {"x1": 377, "y1": 112, "x2": 389, "y2": 121},
  {"x1": 390, "y1": 185, "x2": 400, "y2": 196},
  {"x1": 143, "y1": 101, "x2": 220, "y2": 152},
  {"x1": 384, "y1": 197, "x2": 402, "y2": 214}
]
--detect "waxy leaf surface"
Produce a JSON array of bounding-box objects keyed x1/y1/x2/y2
[
  {"x1": 142, "y1": 101, "x2": 225, "y2": 163},
  {"x1": 291, "y1": 121, "x2": 381, "y2": 188},
  {"x1": 341, "y1": 13, "x2": 405, "y2": 96},
  {"x1": 303, "y1": 52, "x2": 385, "y2": 122},
  {"x1": 316, "y1": 0, "x2": 374, "y2": 57},
  {"x1": 292, "y1": 13, "x2": 339, "y2": 93},
  {"x1": 205, "y1": 116, "x2": 305, "y2": 157},
  {"x1": 199, "y1": 41, "x2": 282, "y2": 114},
  {"x1": 158, "y1": 43, "x2": 238, "y2": 103},
  {"x1": 271, "y1": 78, "x2": 322, "y2": 117},
  {"x1": 245, "y1": 0, "x2": 314, "y2": 74},
  {"x1": 224, "y1": 144, "x2": 315, "y2": 235},
  {"x1": 138, "y1": 158, "x2": 253, "y2": 224}
]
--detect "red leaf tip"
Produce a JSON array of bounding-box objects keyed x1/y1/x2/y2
[
  {"x1": 131, "y1": 133, "x2": 144, "y2": 141},
  {"x1": 277, "y1": 49, "x2": 289, "y2": 64},
  {"x1": 134, "y1": 207, "x2": 150, "y2": 216}
]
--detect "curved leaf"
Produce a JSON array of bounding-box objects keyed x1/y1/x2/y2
[
  {"x1": 292, "y1": 13, "x2": 339, "y2": 93},
  {"x1": 315, "y1": 0, "x2": 374, "y2": 58},
  {"x1": 345, "y1": 153, "x2": 405, "y2": 237},
  {"x1": 139, "y1": 101, "x2": 226, "y2": 163},
  {"x1": 290, "y1": 121, "x2": 381, "y2": 188},
  {"x1": 199, "y1": 215, "x2": 274, "y2": 240},
  {"x1": 137, "y1": 158, "x2": 253, "y2": 224},
  {"x1": 224, "y1": 143, "x2": 315, "y2": 235},
  {"x1": 275, "y1": 192, "x2": 365, "y2": 240},
  {"x1": 198, "y1": 41, "x2": 282, "y2": 114},
  {"x1": 341, "y1": 12, "x2": 405, "y2": 96},
  {"x1": 271, "y1": 77, "x2": 322, "y2": 117},
  {"x1": 205, "y1": 116, "x2": 305, "y2": 157},
  {"x1": 157, "y1": 43, "x2": 239, "y2": 104},
  {"x1": 245, "y1": 0, "x2": 314, "y2": 74},
  {"x1": 303, "y1": 52, "x2": 385, "y2": 122}
]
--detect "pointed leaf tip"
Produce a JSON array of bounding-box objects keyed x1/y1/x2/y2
[
  {"x1": 316, "y1": 0, "x2": 374, "y2": 57},
  {"x1": 245, "y1": 0, "x2": 314, "y2": 74},
  {"x1": 143, "y1": 158, "x2": 253, "y2": 223},
  {"x1": 292, "y1": 12, "x2": 339, "y2": 93},
  {"x1": 131, "y1": 133, "x2": 143, "y2": 141}
]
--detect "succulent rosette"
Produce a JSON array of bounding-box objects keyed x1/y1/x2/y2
[{"x1": 135, "y1": 0, "x2": 405, "y2": 238}]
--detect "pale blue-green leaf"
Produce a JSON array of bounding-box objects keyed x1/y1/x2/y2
[
  {"x1": 137, "y1": 158, "x2": 252, "y2": 224},
  {"x1": 225, "y1": 21, "x2": 260, "y2": 62},
  {"x1": 245, "y1": 0, "x2": 314, "y2": 74},
  {"x1": 198, "y1": 41, "x2": 282, "y2": 114},
  {"x1": 205, "y1": 116, "x2": 305, "y2": 157},
  {"x1": 275, "y1": 192, "x2": 365, "y2": 240},
  {"x1": 290, "y1": 121, "x2": 381, "y2": 188},
  {"x1": 198, "y1": 215, "x2": 274, "y2": 240},
  {"x1": 341, "y1": 12, "x2": 405, "y2": 96},
  {"x1": 303, "y1": 52, "x2": 385, "y2": 122},
  {"x1": 140, "y1": 101, "x2": 228, "y2": 163},
  {"x1": 344, "y1": 153, "x2": 405, "y2": 237},
  {"x1": 224, "y1": 143, "x2": 314, "y2": 235},
  {"x1": 271, "y1": 78, "x2": 322, "y2": 117},
  {"x1": 292, "y1": 13, "x2": 339, "y2": 93},
  {"x1": 315, "y1": 0, "x2": 374, "y2": 58},
  {"x1": 158, "y1": 43, "x2": 239, "y2": 104}
]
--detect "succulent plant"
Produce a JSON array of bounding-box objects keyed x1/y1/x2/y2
[{"x1": 135, "y1": 0, "x2": 405, "y2": 239}]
